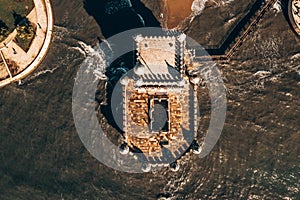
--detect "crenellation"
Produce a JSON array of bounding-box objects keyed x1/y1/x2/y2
[{"x1": 119, "y1": 33, "x2": 201, "y2": 171}]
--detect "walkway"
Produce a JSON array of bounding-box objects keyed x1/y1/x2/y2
[
  {"x1": 289, "y1": 0, "x2": 300, "y2": 35},
  {"x1": 0, "y1": 0, "x2": 54, "y2": 88},
  {"x1": 195, "y1": 0, "x2": 278, "y2": 62}
]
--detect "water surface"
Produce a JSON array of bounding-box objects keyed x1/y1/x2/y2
[{"x1": 0, "y1": 0, "x2": 299, "y2": 199}]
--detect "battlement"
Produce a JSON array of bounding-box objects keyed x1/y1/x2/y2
[{"x1": 120, "y1": 33, "x2": 199, "y2": 171}]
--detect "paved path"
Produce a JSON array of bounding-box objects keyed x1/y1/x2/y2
[
  {"x1": 194, "y1": 0, "x2": 278, "y2": 62},
  {"x1": 0, "y1": 0, "x2": 54, "y2": 88},
  {"x1": 289, "y1": 0, "x2": 300, "y2": 36}
]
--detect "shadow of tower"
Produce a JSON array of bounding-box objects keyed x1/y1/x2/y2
[
  {"x1": 84, "y1": 0, "x2": 160, "y2": 38},
  {"x1": 84, "y1": 0, "x2": 161, "y2": 132}
]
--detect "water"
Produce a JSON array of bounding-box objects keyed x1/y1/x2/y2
[
  {"x1": 0, "y1": 0, "x2": 299, "y2": 199},
  {"x1": 165, "y1": 0, "x2": 195, "y2": 28}
]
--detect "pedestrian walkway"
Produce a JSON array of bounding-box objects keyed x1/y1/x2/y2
[{"x1": 0, "y1": 0, "x2": 54, "y2": 88}]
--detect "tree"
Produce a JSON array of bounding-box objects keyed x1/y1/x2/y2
[{"x1": 16, "y1": 23, "x2": 34, "y2": 39}]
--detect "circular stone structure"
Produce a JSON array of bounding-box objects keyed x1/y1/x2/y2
[
  {"x1": 288, "y1": 0, "x2": 300, "y2": 36},
  {"x1": 0, "y1": 0, "x2": 53, "y2": 88}
]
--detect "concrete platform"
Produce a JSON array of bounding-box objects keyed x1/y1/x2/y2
[{"x1": 0, "y1": 0, "x2": 54, "y2": 87}]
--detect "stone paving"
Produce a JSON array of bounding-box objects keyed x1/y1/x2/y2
[
  {"x1": 290, "y1": 0, "x2": 300, "y2": 35},
  {"x1": 0, "y1": 0, "x2": 53, "y2": 87}
]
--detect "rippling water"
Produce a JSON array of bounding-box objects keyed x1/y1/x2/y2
[{"x1": 0, "y1": 0, "x2": 299, "y2": 199}]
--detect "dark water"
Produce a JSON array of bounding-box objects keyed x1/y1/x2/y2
[{"x1": 0, "y1": 0, "x2": 299, "y2": 199}]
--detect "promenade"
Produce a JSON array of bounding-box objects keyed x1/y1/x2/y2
[
  {"x1": 289, "y1": 0, "x2": 300, "y2": 36},
  {"x1": 195, "y1": 0, "x2": 279, "y2": 62},
  {"x1": 0, "y1": 0, "x2": 54, "y2": 88}
]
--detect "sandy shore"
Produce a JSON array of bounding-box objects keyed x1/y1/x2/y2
[{"x1": 164, "y1": 0, "x2": 194, "y2": 28}]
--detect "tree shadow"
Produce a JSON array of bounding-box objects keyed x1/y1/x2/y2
[
  {"x1": 12, "y1": 10, "x2": 29, "y2": 27},
  {"x1": 0, "y1": 20, "x2": 8, "y2": 30},
  {"x1": 0, "y1": 20, "x2": 9, "y2": 39}
]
